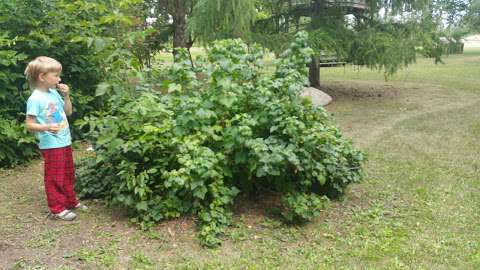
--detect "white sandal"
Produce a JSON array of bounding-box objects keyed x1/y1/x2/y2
[
  {"x1": 73, "y1": 203, "x2": 88, "y2": 211},
  {"x1": 52, "y1": 209, "x2": 77, "y2": 221}
]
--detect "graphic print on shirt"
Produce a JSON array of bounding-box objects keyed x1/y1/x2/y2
[{"x1": 45, "y1": 102, "x2": 68, "y2": 130}]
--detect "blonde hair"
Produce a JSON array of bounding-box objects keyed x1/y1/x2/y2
[{"x1": 24, "y1": 56, "x2": 62, "y2": 87}]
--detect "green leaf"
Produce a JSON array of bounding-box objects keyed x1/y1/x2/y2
[
  {"x1": 193, "y1": 186, "x2": 208, "y2": 200},
  {"x1": 95, "y1": 82, "x2": 110, "y2": 96},
  {"x1": 168, "y1": 83, "x2": 182, "y2": 93},
  {"x1": 70, "y1": 36, "x2": 85, "y2": 43},
  {"x1": 317, "y1": 174, "x2": 326, "y2": 186},
  {"x1": 136, "y1": 201, "x2": 148, "y2": 211}
]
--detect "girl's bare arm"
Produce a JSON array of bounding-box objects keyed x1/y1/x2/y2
[{"x1": 25, "y1": 115, "x2": 60, "y2": 133}]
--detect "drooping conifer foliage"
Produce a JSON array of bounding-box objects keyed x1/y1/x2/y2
[{"x1": 251, "y1": 0, "x2": 447, "y2": 85}]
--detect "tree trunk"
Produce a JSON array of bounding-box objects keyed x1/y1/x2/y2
[
  {"x1": 309, "y1": 57, "x2": 320, "y2": 87},
  {"x1": 172, "y1": 0, "x2": 188, "y2": 56},
  {"x1": 309, "y1": 0, "x2": 323, "y2": 87},
  {"x1": 171, "y1": 0, "x2": 195, "y2": 66}
]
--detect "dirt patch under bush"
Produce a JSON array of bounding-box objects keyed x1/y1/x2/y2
[{"x1": 320, "y1": 81, "x2": 403, "y2": 101}]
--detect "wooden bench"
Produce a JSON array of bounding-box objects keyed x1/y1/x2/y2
[{"x1": 319, "y1": 61, "x2": 346, "y2": 67}]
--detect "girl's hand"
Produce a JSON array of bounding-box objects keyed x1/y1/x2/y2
[
  {"x1": 46, "y1": 123, "x2": 60, "y2": 133},
  {"x1": 57, "y1": 83, "x2": 70, "y2": 96}
]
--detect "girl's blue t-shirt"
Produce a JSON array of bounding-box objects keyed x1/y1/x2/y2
[{"x1": 26, "y1": 88, "x2": 71, "y2": 149}]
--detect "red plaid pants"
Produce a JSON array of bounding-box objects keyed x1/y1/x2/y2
[{"x1": 41, "y1": 146, "x2": 78, "y2": 214}]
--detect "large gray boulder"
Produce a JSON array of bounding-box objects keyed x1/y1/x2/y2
[{"x1": 301, "y1": 87, "x2": 332, "y2": 106}]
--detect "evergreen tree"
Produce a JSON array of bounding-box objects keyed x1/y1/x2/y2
[
  {"x1": 188, "y1": 0, "x2": 256, "y2": 43},
  {"x1": 146, "y1": 0, "x2": 473, "y2": 86},
  {"x1": 464, "y1": 0, "x2": 480, "y2": 31},
  {"x1": 252, "y1": 0, "x2": 446, "y2": 86},
  {"x1": 144, "y1": 0, "x2": 256, "y2": 62}
]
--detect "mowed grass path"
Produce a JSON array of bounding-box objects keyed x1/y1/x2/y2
[{"x1": 1, "y1": 50, "x2": 479, "y2": 269}]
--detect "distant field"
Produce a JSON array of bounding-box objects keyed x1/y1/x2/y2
[{"x1": 464, "y1": 34, "x2": 480, "y2": 48}]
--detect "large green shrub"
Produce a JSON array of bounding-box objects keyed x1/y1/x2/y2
[
  {"x1": 0, "y1": 33, "x2": 38, "y2": 166},
  {"x1": 76, "y1": 32, "x2": 363, "y2": 246},
  {"x1": 0, "y1": 0, "x2": 107, "y2": 166},
  {"x1": 0, "y1": 0, "x2": 152, "y2": 167}
]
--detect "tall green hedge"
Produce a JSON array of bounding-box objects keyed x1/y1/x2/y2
[{"x1": 0, "y1": 0, "x2": 144, "y2": 167}]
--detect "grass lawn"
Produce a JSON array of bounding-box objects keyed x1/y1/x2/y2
[{"x1": 1, "y1": 49, "x2": 479, "y2": 269}]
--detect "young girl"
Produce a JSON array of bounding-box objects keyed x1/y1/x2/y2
[{"x1": 24, "y1": 56, "x2": 87, "y2": 221}]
